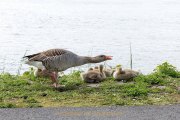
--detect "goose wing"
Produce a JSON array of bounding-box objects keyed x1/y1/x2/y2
[
  {"x1": 24, "y1": 49, "x2": 70, "y2": 62},
  {"x1": 24, "y1": 49, "x2": 75, "y2": 71}
]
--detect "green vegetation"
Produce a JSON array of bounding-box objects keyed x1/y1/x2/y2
[
  {"x1": 154, "y1": 62, "x2": 180, "y2": 78},
  {"x1": 0, "y1": 62, "x2": 180, "y2": 108}
]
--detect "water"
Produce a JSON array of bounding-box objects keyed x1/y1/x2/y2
[{"x1": 0, "y1": 0, "x2": 180, "y2": 74}]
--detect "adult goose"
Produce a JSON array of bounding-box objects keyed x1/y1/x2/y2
[{"x1": 24, "y1": 49, "x2": 112, "y2": 87}]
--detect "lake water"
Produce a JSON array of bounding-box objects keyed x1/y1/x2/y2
[{"x1": 0, "y1": 0, "x2": 180, "y2": 74}]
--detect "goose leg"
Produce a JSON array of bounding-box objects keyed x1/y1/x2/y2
[
  {"x1": 40, "y1": 70, "x2": 61, "y2": 88},
  {"x1": 50, "y1": 71, "x2": 62, "y2": 88},
  {"x1": 54, "y1": 72, "x2": 60, "y2": 87}
]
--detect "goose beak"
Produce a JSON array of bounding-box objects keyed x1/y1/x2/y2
[{"x1": 105, "y1": 56, "x2": 113, "y2": 60}]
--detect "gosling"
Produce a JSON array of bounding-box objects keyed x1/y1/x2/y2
[
  {"x1": 81, "y1": 65, "x2": 106, "y2": 83},
  {"x1": 104, "y1": 68, "x2": 115, "y2": 77},
  {"x1": 94, "y1": 65, "x2": 114, "y2": 77},
  {"x1": 113, "y1": 67, "x2": 139, "y2": 82},
  {"x1": 34, "y1": 68, "x2": 50, "y2": 78}
]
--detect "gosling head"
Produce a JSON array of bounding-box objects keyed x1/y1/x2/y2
[
  {"x1": 116, "y1": 67, "x2": 122, "y2": 72},
  {"x1": 88, "y1": 68, "x2": 93, "y2": 71},
  {"x1": 99, "y1": 64, "x2": 104, "y2": 73},
  {"x1": 115, "y1": 64, "x2": 125, "y2": 73},
  {"x1": 94, "y1": 66, "x2": 99, "y2": 70}
]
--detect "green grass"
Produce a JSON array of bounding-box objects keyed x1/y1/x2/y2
[{"x1": 0, "y1": 62, "x2": 180, "y2": 108}]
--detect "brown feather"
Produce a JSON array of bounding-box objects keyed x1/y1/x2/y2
[{"x1": 24, "y1": 49, "x2": 69, "y2": 62}]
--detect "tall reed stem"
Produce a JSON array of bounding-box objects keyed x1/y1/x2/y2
[
  {"x1": 17, "y1": 50, "x2": 29, "y2": 75},
  {"x1": 130, "y1": 42, "x2": 133, "y2": 69}
]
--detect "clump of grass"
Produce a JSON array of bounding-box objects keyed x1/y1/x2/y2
[
  {"x1": 123, "y1": 82, "x2": 148, "y2": 97},
  {"x1": 22, "y1": 67, "x2": 36, "y2": 81},
  {"x1": 23, "y1": 98, "x2": 38, "y2": 103},
  {"x1": 23, "y1": 97, "x2": 42, "y2": 108},
  {"x1": 60, "y1": 71, "x2": 84, "y2": 89},
  {"x1": 134, "y1": 62, "x2": 180, "y2": 86},
  {"x1": 26, "y1": 103, "x2": 42, "y2": 108},
  {"x1": 0, "y1": 103, "x2": 17, "y2": 108},
  {"x1": 154, "y1": 62, "x2": 180, "y2": 78},
  {"x1": 134, "y1": 73, "x2": 166, "y2": 86}
]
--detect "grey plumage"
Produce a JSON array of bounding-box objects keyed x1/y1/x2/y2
[
  {"x1": 42, "y1": 52, "x2": 79, "y2": 71},
  {"x1": 25, "y1": 49, "x2": 75, "y2": 71},
  {"x1": 24, "y1": 48, "x2": 112, "y2": 87},
  {"x1": 24, "y1": 49, "x2": 112, "y2": 72}
]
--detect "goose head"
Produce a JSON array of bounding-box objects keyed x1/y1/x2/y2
[{"x1": 90, "y1": 55, "x2": 113, "y2": 63}]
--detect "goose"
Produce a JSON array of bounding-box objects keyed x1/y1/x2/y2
[
  {"x1": 23, "y1": 49, "x2": 112, "y2": 87},
  {"x1": 113, "y1": 67, "x2": 139, "y2": 82},
  {"x1": 81, "y1": 65, "x2": 106, "y2": 83}
]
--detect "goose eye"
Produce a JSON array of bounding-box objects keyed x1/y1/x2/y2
[{"x1": 100, "y1": 55, "x2": 104, "y2": 57}]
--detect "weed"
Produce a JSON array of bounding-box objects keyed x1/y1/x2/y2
[
  {"x1": 0, "y1": 103, "x2": 17, "y2": 108},
  {"x1": 154, "y1": 62, "x2": 180, "y2": 78},
  {"x1": 134, "y1": 73, "x2": 165, "y2": 85},
  {"x1": 123, "y1": 82, "x2": 148, "y2": 97}
]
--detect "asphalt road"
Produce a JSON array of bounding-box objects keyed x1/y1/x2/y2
[{"x1": 0, "y1": 105, "x2": 180, "y2": 120}]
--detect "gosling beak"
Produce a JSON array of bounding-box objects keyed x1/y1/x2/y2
[{"x1": 105, "y1": 56, "x2": 113, "y2": 60}]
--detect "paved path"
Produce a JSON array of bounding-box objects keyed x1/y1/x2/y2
[{"x1": 0, "y1": 105, "x2": 180, "y2": 120}]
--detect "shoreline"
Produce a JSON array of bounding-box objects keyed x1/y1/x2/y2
[{"x1": 0, "y1": 62, "x2": 179, "y2": 108}]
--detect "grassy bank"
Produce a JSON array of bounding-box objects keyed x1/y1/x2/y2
[{"x1": 0, "y1": 62, "x2": 180, "y2": 108}]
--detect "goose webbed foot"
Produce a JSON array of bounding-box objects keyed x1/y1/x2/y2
[
  {"x1": 51, "y1": 83, "x2": 62, "y2": 88},
  {"x1": 50, "y1": 83, "x2": 64, "y2": 88}
]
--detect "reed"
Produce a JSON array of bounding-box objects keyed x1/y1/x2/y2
[
  {"x1": 129, "y1": 42, "x2": 133, "y2": 70},
  {"x1": 17, "y1": 50, "x2": 29, "y2": 75},
  {"x1": 2, "y1": 57, "x2": 6, "y2": 74}
]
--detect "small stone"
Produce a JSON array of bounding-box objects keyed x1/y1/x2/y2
[
  {"x1": 41, "y1": 93, "x2": 47, "y2": 97},
  {"x1": 152, "y1": 86, "x2": 166, "y2": 89},
  {"x1": 87, "y1": 83, "x2": 100, "y2": 88},
  {"x1": 177, "y1": 86, "x2": 180, "y2": 91},
  {"x1": 157, "y1": 86, "x2": 166, "y2": 89},
  {"x1": 22, "y1": 96, "x2": 28, "y2": 99},
  {"x1": 116, "y1": 81, "x2": 134, "y2": 85},
  {"x1": 116, "y1": 81, "x2": 125, "y2": 85}
]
